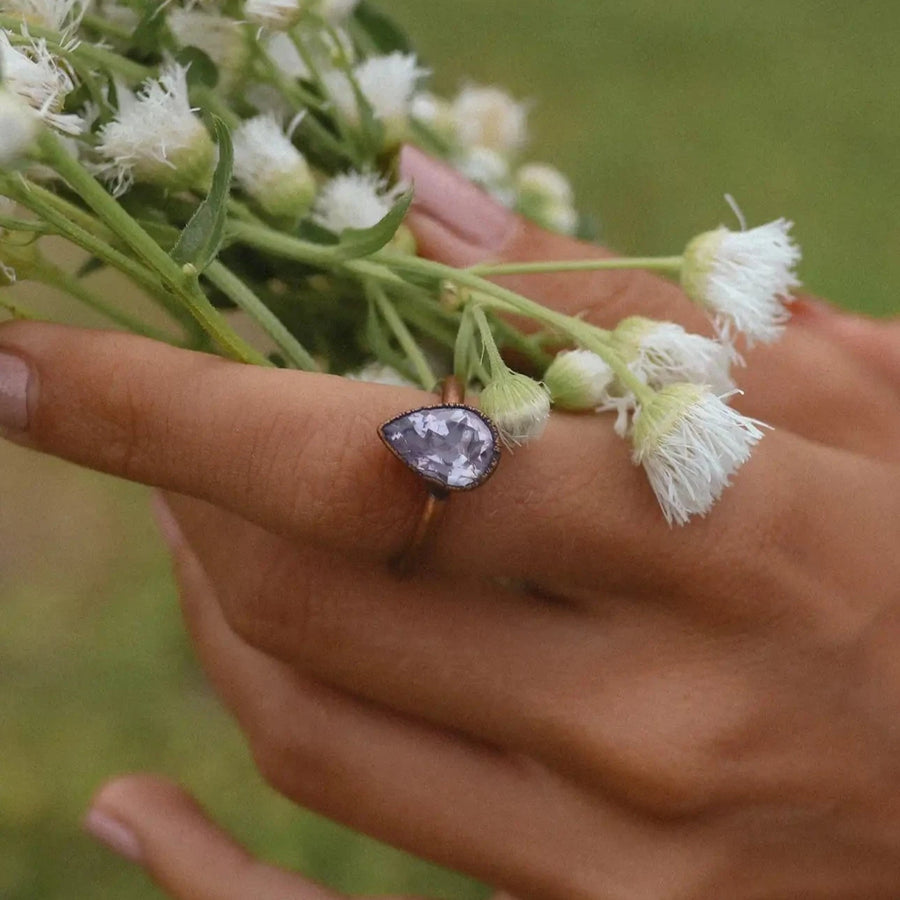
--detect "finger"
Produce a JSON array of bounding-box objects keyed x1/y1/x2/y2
[
  {"x1": 736, "y1": 321, "x2": 900, "y2": 462},
  {"x1": 153, "y1": 495, "x2": 657, "y2": 898},
  {"x1": 793, "y1": 297, "x2": 900, "y2": 386},
  {"x1": 0, "y1": 320, "x2": 804, "y2": 589},
  {"x1": 155, "y1": 480, "x2": 900, "y2": 820},
  {"x1": 84, "y1": 774, "x2": 346, "y2": 900}
]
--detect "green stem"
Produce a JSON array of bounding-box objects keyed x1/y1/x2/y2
[
  {"x1": 368, "y1": 282, "x2": 436, "y2": 389},
  {"x1": 81, "y1": 11, "x2": 133, "y2": 42},
  {"x1": 227, "y1": 219, "x2": 351, "y2": 267},
  {"x1": 220, "y1": 220, "x2": 653, "y2": 397},
  {"x1": 392, "y1": 294, "x2": 458, "y2": 348},
  {"x1": 35, "y1": 132, "x2": 268, "y2": 365},
  {"x1": 453, "y1": 304, "x2": 476, "y2": 384},
  {"x1": 490, "y1": 315, "x2": 554, "y2": 371},
  {"x1": 3, "y1": 176, "x2": 200, "y2": 345},
  {"x1": 467, "y1": 256, "x2": 684, "y2": 278},
  {"x1": 372, "y1": 252, "x2": 655, "y2": 402},
  {"x1": 0, "y1": 17, "x2": 150, "y2": 81},
  {"x1": 471, "y1": 306, "x2": 507, "y2": 379},
  {"x1": 204, "y1": 262, "x2": 318, "y2": 371}
]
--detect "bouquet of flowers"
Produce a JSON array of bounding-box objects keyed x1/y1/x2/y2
[{"x1": 0, "y1": 0, "x2": 801, "y2": 524}]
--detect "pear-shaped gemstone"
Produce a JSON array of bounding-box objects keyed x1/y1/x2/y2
[{"x1": 379, "y1": 405, "x2": 500, "y2": 491}]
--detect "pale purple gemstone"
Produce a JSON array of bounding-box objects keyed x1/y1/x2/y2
[{"x1": 381, "y1": 406, "x2": 498, "y2": 490}]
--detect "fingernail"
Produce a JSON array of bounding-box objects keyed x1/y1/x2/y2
[
  {"x1": 84, "y1": 808, "x2": 143, "y2": 864},
  {"x1": 0, "y1": 351, "x2": 30, "y2": 432},
  {"x1": 399, "y1": 144, "x2": 517, "y2": 250},
  {"x1": 150, "y1": 492, "x2": 185, "y2": 549}
]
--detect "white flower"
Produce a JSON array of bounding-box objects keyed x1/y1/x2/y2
[
  {"x1": 543, "y1": 349, "x2": 615, "y2": 411},
  {"x1": 265, "y1": 26, "x2": 354, "y2": 84},
  {"x1": 95, "y1": 64, "x2": 215, "y2": 195},
  {"x1": 319, "y1": 0, "x2": 358, "y2": 20},
  {"x1": 232, "y1": 114, "x2": 315, "y2": 218},
  {"x1": 454, "y1": 146, "x2": 515, "y2": 207},
  {"x1": 245, "y1": 0, "x2": 356, "y2": 26},
  {"x1": 614, "y1": 316, "x2": 737, "y2": 395},
  {"x1": 2, "y1": 0, "x2": 87, "y2": 31},
  {"x1": 631, "y1": 383, "x2": 766, "y2": 525},
  {"x1": 0, "y1": 87, "x2": 40, "y2": 164},
  {"x1": 479, "y1": 371, "x2": 551, "y2": 446},
  {"x1": 0, "y1": 32, "x2": 83, "y2": 134},
  {"x1": 345, "y1": 362, "x2": 416, "y2": 388},
  {"x1": 681, "y1": 219, "x2": 801, "y2": 345},
  {"x1": 167, "y1": 9, "x2": 250, "y2": 92},
  {"x1": 244, "y1": 0, "x2": 303, "y2": 30},
  {"x1": 515, "y1": 162, "x2": 578, "y2": 235},
  {"x1": 95, "y1": 0, "x2": 138, "y2": 32},
  {"x1": 451, "y1": 84, "x2": 528, "y2": 156},
  {"x1": 410, "y1": 90, "x2": 455, "y2": 140},
  {"x1": 324, "y1": 52, "x2": 427, "y2": 144},
  {"x1": 312, "y1": 171, "x2": 405, "y2": 233},
  {"x1": 265, "y1": 30, "x2": 310, "y2": 79}
]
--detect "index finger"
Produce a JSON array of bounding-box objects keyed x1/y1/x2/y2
[{"x1": 0, "y1": 321, "x2": 811, "y2": 591}]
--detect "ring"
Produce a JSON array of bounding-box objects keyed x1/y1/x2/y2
[{"x1": 378, "y1": 375, "x2": 502, "y2": 575}]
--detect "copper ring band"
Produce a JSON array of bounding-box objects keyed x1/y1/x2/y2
[{"x1": 390, "y1": 376, "x2": 464, "y2": 577}]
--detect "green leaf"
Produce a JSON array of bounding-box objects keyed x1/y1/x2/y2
[
  {"x1": 171, "y1": 118, "x2": 233, "y2": 273},
  {"x1": 351, "y1": 2, "x2": 415, "y2": 55},
  {"x1": 330, "y1": 188, "x2": 412, "y2": 261}
]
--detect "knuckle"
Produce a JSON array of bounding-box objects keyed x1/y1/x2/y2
[
  {"x1": 536, "y1": 663, "x2": 762, "y2": 819},
  {"x1": 246, "y1": 695, "x2": 339, "y2": 805}
]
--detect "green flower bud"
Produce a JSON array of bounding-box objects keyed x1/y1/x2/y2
[
  {"x1": 479, "y1": 371, "x2": 551, "y2": 446},
  {"x1": 544, "y1": 349, "x2": 615, "y2": 410}
]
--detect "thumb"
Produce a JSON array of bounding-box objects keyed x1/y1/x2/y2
[
  {"x1": 84, "y1": 774, "x2": 344, "y2": 899},
  {"x1": 399, "y1": 145, "x2": 705, "y2": 332}
]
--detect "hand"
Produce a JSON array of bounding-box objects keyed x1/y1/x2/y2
[{"x1": 7, "y1": 149, "x2": 900, "y2": 899}]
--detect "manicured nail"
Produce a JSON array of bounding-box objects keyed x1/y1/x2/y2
[
  {"x1": 84, "y1": 808, "x2": 143, "y2": 864},
  {"x1": 399, "y1": 144, "x2": 517, "y2": 250},
  {"x1": 150, "y1": 492, "x2": 185, "y2": 549},
  {"x1": 0, "y1": 351, "x2": 30, "y2": 432}
]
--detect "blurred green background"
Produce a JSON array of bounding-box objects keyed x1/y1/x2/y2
[{"x1": 3, "y1": 1, "x2": 899, "y2": 897}]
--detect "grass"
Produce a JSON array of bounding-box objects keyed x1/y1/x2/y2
[{"x1": 3, "y1": 2, "x2": 899, "y2": 897}]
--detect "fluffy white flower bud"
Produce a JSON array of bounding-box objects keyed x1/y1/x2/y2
[
  {"x1": 3, "y1": 0, "x2": 87, "y2": 31},
  {"x1": 232, "y1": 114, "x2": 315, "y2": 218},
  {"x1": 543, "y1": 349, "x2": 615, "y2": 411},
  {"x1": 244, "y1": 0, "x2": 304, "y2": 30},
  {"x1": 95, "y1": 64, "x2": 215, "y2": 195},
  {"x1": 454, "y1": 147, "x2": 515, "y2": 207},
  {"x1": 0, "y1": 88, "x2": 40, "y2": 165},
  {"x1": 613, "y1": 316, "x2": 737, "y2": 395},
  {"x1": 168, "y1": 9, "x2": 251, "y2": 93},
  {"x1": 312, "y1": 171, "x2": 404, "y2": 233},
  {"x1": 681, "y1": 220, "x2": 801, "y2": 345},
  {"x1": 319, "y1": 0, "x2": 359, "y2": 20},
  {"x1": 0, "y1": 32, "x2": 83, "y2": 134},
  {"x1": 479, "y1": 371, "x2": 551, "y2": 446},
  {"x1": 324, "y1": 52, "x2": 427, "y2": 146},
  {"x1": 451, "y1": 85, "x2": 528, "y2": 156},
  {"x1": 515, "y1": 162, "x2": 578, "y2": 235},
  {"x1": 410, "y1": 90, "x2": 448, "y2": 126},
  {"x1": 631, "y1": 383, "x2": 766, "y2": 525}
]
